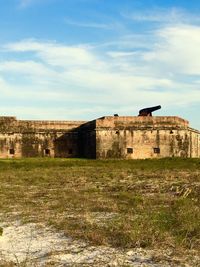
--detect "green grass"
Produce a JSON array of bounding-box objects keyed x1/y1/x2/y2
[{"x1": 0, "y1": 158, "x2": 199, "y2": 252}]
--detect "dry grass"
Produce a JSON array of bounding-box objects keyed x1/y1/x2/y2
[{"x1": 0, "y1": 158, "x2": 200, "y2": 254}]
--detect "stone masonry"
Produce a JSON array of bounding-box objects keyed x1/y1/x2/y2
[{"x1": 0, "y1": 115, "x2": 199, "y2": 159}]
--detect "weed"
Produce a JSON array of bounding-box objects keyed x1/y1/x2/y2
[{"x1": 0, "y1": 157, "x2": 199, "y2": 253}]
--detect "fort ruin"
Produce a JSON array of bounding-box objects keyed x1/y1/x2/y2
[{"x1": 0, "y1": 113, "x2": 199, "y2": 159}]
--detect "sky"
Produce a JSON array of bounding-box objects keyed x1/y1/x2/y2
[{"x1": 0, "y1": 0, "x2": 200, "y2": 129}]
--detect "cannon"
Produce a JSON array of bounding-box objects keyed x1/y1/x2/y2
[{"x1": 138, "y1": 105, "x2": 161, "y2": 116}]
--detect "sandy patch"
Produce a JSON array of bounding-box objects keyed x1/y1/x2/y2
[{"x1": 0, "y1": 222, "x2": 180, "y2": 266}]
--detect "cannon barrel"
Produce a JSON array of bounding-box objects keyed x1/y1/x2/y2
[{"x1": 139, "y1": 105, "x2": 161, "y2": 116}]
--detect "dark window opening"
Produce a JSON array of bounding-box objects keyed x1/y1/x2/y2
[
  {"x1": 170, "y1": 130, "x2": 174, "y2": 134},
  {"x1": 69, "y1": 149, "x2": 73, "y2": 154},
  {"x1": 154, "y1": 147, "x2": 160, "y2": 154},
  {"x1": 115, "y1": 130, "x2": 119, "y2": 134},
  {"x1": 127, "y1": 148, "x2": 133, "y2": 154},
  {"x1": 45, "y1": 149, "x2": 50, "y2": 155},
  {"x1": 9, "y1": 148, "x2": 15, "y2": 155}
]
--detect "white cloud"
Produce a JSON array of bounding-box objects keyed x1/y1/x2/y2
[
  {"x1": 122, "y1": 7, "x2": 200, "y2": 24},
  {"x1": 5, "y1": 40, "x2": 100, "y2": 68},
  {"x1": 64, "y1": 18, "x2": 113, "y2": 29},
  {"x1": 142, "y1": 25, "x2": 200, "y2": 75},
  {"x1": 0, "y1": 61, "x2": 55, "y2": 77},
  {"x1": 1, "y1": 23, "x2": 200, "y2": 124}
]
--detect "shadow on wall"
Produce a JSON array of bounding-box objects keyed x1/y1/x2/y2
[
  {"x1": 54, "y1": 132, "x2": 79, "y2": 158},
  {"x1": 18, "y1": 124, "x2": 96, "y2": 159},
  {"x1": 54, "y1": 127, "x2": 96, "y2": 159}
]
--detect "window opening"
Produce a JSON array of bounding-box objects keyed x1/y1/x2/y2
[
  {"x1": 45, "y1": 149, "x2": 50, "y2": 155},
  {"x1": 153, "y1": 147, "x2": 160, "y2": 154},
  {"x1": 127, "y1": 148, "x2": 133, "y2": 154},
  {"x1": 9, "y1": 149, "x2": 15, "y2": 155}
]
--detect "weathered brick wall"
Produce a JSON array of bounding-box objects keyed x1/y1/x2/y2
[
  {"x1": 96, "y1": 129, "x2": 197, "y2": 159},
  {"x1": 96, "y1": 116, "x2": 189, "y2": 128},
  {"x1": 95, "y1": 117, "x2": 199, "y2": 159},
  {"x1": 0, "y1": 117, "x2": 85, "y2": 158},
  {"x1": 189, "y1": 129, "x2": 200, "y2": 158},
  {"x1": 0, "y1": 116, "x2": 199, "y2": 159}
]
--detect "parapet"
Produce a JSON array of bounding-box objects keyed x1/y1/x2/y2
[
  {"x1": 0, "y1": 115, "x2": 191, "y2": 133},
  {"x1": 0, "y1": 116, "x2": 17, "y2": 121},
  {"x1": 18, "y1": 119, "x2": 86, "y2": 131},
  {"x1": 95, "y1": 116, "x2": 189, "y2": 129},
  {"x1": 0, "y1": 116, "x2": 86, "y2": 133}
]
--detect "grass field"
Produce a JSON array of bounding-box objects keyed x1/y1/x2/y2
[{"x1": 0, "y1": 158, "x2": 200, "y2": 254}]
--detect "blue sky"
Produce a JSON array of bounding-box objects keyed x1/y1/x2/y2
[{"x1": 0, "y1": 0, "x2": 200, "y2": 129}]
